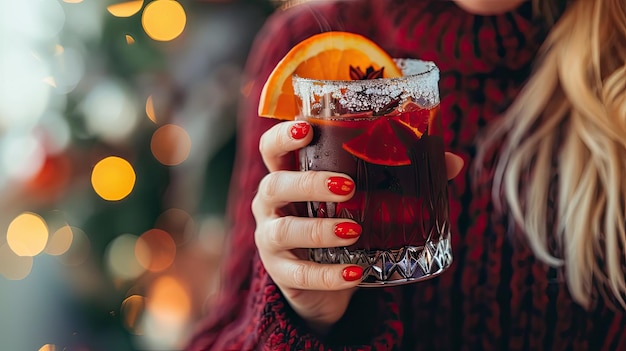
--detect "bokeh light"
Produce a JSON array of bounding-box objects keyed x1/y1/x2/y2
[
  {"x1": 0, "y1": 48, "x2": 50, "y2": 128},
  {"x1": 135, "y1": 229, "x2": 176, "y2": 272},
  {"x1": 7, "y1": 212, "x2": 49, "y2": 257},
  {"x1": 45, "y1": 225, "x2": 73, "y2": 256},
  {"x1": 106, "y1": 234, "x2": 146, "y2": 280},
  {"x1": 107, "y1": 1, "x2": 144, "y2": 17},
  {"x1": 147, "y1": 276, "x2": 190, "y2": 319},
  {"x1": 38, "y1": 111, "x2": 72, "y2": 154},
  {"x1": 6, "y1": 0, "x2": 65, "y2": 41},
  {"x1": 150, "y1": 124, "x2": 191, "y2": 166},
  {"x1": 142, "y1": 0, "x2": 186, "y2": 42},
  {"x1": 0, "y1": 243, "x2": 34, "y2": 280},
  {"x1": 0, "y1": 0, "x2": 263, "y2": 348},
  {"x1": 144, "y1": 275, "x2": 190, "y2": 346},
  {"x1": 25, "y1": 154, "x2": 72, "y2": 199},
  {"x1": 121, "y1": 294, "x2": 145, "y2": 335},
  {"x1": 91, "y1": 156, "x2": 136, "y2": 201},
  {"x1": 43, "y1": 77, "x2": 57, "y2": 88},
  {"x1": 155, "y1": 208, "x2": 194, "y2": 245},
  {"x1": 58, "y1": 226, "x2": 90, "y2": 267},
  {"x1": 0, "y1": 0, "x2": 64, "y2": 134},
  {"x1": 49, "y1": 45, "x2": 85, "y2": 94},
  {"x1": 81, "y1": 79, "x2": 140, "y2": 144},
  {"x1": 61, "y1": 0, "x2": 103, "y2": 42},
  {"x1": 145, "y1": 95, "x2": 157, "y2": 123},
  {"x1": 1, "y1": 133, "x2": 46, "y2": 182}
]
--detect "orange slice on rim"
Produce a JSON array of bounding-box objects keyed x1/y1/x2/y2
[{"x1": 258, "y1": 31, "x2": 403, "y2": 120}]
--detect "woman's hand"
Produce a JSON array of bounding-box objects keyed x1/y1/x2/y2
[{"x1": 252, "y1": 121, "x2": 464, "y2": 336}]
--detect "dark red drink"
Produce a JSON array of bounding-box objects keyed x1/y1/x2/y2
[{"x1": 294, "y1": 59, "x2": 451, "y2": 285}]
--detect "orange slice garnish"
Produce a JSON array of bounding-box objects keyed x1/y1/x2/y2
[{"x1": 258, "y1": 31, "x2": 403, "y2": 120}]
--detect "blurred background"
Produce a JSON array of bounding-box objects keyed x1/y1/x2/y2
[{"x1": 0, "y1": 0, "x2": 282, "y2": 349}]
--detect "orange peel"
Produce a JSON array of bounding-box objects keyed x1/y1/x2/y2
[{"x1": 258, "y1": 31, "x2": 402, "y2": 120}]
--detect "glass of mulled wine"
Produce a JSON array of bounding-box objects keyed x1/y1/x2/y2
[{"x1": 293, "y1": 59, "x2": 451, "y2": 286}]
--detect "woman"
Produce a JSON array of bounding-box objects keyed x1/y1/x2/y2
[{"x1": 187, "y1": 0, "x2": 626, "y2": 349}]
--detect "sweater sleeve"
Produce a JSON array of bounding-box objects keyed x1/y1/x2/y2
[
  {"x1": 247, "y1": 255, "x2": 404, "y2": 351},
  {"x1": 185, "y1": 2, "x2": 406, "y2": 350}
]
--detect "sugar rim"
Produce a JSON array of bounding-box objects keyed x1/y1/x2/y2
[{"x1": 292, "y1": 59, "x2": 440, "y2": 113}]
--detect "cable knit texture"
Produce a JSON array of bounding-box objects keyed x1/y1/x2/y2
[{"x1": 186, "y1": 0, "x2": 626, "y2": 349}]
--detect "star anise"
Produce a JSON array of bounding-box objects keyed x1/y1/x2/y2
[
  {"x1": 348, "y1": 64, "x2": 401, "y2": 116},
  {"x1": 374, "y1": 97, "x2": 402, "y2": 116},
  {"x1": 349, "y1": 65, "x2": 385, "y2": 80}
]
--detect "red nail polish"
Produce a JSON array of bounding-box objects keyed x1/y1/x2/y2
[
  {"x1": 327, "y1": 177, "x2": 354, "y2": 195},
  {"x1": 334, "y1": 222, "x2": 362, "y2": 239},
  {"x1": 290, "y1": 122, "x2": 310, "y2": 139},
  {"x1": 342, "y1": 266, "x2": 363, "y2": 281}
]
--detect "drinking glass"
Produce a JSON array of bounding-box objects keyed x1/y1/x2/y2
[{"x1": 293, "y1": 59, "x2": 451, "y2": 286}]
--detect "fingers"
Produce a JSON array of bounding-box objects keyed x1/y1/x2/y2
[
  {"x1": 254, "y1": 215, "x2": 363, "y2": 291},
  {"x1": 254, "y1": 214, "x2": 363, "y2": 291},
  {"x1": 445, "y1": 152, "x2": 464, "y2": 180},
  {"x1": 252, "y1": 171, "x2": 354, "y2": 215},
  {"x1": 258, "y1": 217, "x2": 362, "y2": 252},
  {"x1": 260, "y1": 121, "x2": 313, "y2": 172},
  {"x1": 268, "y1": 259, "x2": 363, "y2": 291}
]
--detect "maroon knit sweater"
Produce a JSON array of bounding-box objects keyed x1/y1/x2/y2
[{"x1": 187, "y1": 1, "x2": 626, "y2": 350}]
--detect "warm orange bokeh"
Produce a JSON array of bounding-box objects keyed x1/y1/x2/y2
[
  {"x1": 91, "y1": 156, "x2": 136, "y2": 201},
  {"x1": 121, "y1": 294, "x2": 146, "y2": 335},
  {"x1": 45, "y1": 225, "x2": 74, "y2": 256},
  {"x1": 142, "y1": 0, "x2": 186, "y2": 42},
  {"x1": 7, "y1": 212, "x2": 49, "y2": 257},
  {"x1": 145, "y1": 95, "x2": 157, "y2": 123},
  {"x1": 146, "y1": 275, "x2": 191, "y2": 324},
  {"x1": 135, "y1": 229, "x2": 176, "y2": 272},
  {"x1": 150, "y1": 124, "x2": 191, "y2": 166},
  {"x1": 107, "y1": 1, "x2": 144, "y2": 17}
]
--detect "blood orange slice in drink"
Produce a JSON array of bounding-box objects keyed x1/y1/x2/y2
[
  {"x1": 342, "y1": 117, "x2": 423, "y2": 166},
  {"x1": 258, "y1": 31, "x2": 402, "y2": 120},
  {"x1": 342, "y1": 102, "x2": 434, "y2": 166},
  {"x1": 399, "y1": 101, "x2": 429, "y2": 132}
]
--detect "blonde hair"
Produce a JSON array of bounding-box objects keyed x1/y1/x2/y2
[{"x1": 483, "y1": 0, "x2": 626, "y2": 308}]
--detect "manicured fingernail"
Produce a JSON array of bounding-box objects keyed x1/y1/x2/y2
[
  {"x1": 342, "y1": 266, "x2": 363, "y2": 281},
  {"x1": 290, "y1": 122, "x2": 310, "y2": 139},
  {"x1": 334, "y1": 222, "x2": 361, "y2": 239},
  {"x1": 327, "y1": 177, "x2": 354, "y2": 195}
]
